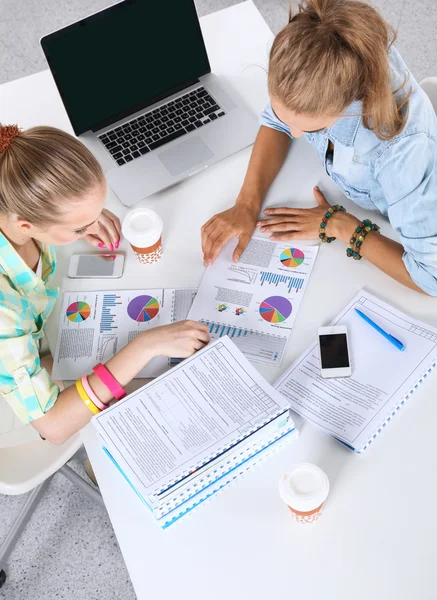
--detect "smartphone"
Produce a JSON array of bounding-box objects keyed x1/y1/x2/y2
[
  {"x1": 68, "y1": 253, "x2": 125, "y2": 279},
  {"x1": 317, "y1": 326, "x2": 351, "y2": 378}
]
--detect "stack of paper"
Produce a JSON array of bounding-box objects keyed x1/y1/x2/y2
[{"x1": 93, "y1": 337, "x2": 297, "y2": 528}]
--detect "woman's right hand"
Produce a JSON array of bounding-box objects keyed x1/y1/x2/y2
[
  {"x1": 143, "y1": 320, "x2": 210, "y2": 359},
  {"x1": 201, "y1": 198, "x2": 259, "y2": 266}
]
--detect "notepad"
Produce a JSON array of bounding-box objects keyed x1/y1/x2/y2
[
  {"x1": 93, "y1": 337, "x2": 298, "y2": 527},
  {"x1": 275, "y1": 291, "x2": 437, "y2": 453}
]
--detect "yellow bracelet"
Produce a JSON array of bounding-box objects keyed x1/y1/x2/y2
[{"x1": 76, "y1": 378, "x2": 101, "y2": 415}]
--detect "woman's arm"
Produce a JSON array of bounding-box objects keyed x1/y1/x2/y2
[
  {"x1": 201, "y1": 125, "x2": 291, "y2": 265},
  {"x1": 330, "y1": 211, "x2": 425, "y2": 293},
  {"x1": 258, "y1": 186, "x2": 427, "y2": 294},
  {"x1": 31, "y1": 321, "x2": 210, "y2": 444}
]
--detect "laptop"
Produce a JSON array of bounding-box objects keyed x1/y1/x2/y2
[{"x1": 40, "y1": 0, "x2": 259, "y2": 206}]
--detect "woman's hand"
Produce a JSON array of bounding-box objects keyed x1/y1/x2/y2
[
  {"x1": 143, "y1": 321, "x2": 210, "y2": 359},
  {"x1": 84, "y1": 209, "x2": 122, "y2": 251},
  {"x1": 202, "y1": 199, "x2": 259, "y2": 266},
  {"x1": 257, "y1": 186, "x2": 331, "y2": 241}
]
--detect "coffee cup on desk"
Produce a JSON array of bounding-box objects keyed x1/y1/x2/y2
[
  {"x1": 122, "y1": 208, "x2": 163, "y2": 264},
  {"x1": 279, "y1": 463, "x2": 329, "y2": 524}
]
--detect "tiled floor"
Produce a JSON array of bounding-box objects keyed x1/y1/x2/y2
[{"x1": 0, "y1": 1, "x2": 436, "y2": 599}]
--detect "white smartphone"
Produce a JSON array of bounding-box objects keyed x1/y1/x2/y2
[
  {"x1": 317, "y1": 325, "x2": 352, "y2": 378},
  {"x1": 68, "y1": 253, "x2": 125, "y2": 279}
]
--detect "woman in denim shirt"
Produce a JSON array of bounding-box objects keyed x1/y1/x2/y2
[{"x1": 201, "y1": 0, "x2": 437, "y2": 295}]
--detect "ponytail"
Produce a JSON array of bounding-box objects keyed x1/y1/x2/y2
[{"x1": 268, "y1": 0, "x2": 410, "y2": 140}]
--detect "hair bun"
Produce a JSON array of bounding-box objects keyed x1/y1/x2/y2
[{"x1": 0, "y1": 124, "x2": 21, "y2": 153}]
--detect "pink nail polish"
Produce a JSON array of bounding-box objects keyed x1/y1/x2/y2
[
  {"x1": 109, "y1": 244, "x2": 114, "y2": 251},
  {"x1": 98, "y1": 243, "x2": 106, "y2": 248},
  {"x1": 115, "y1": 240, "x2": 120, "y2": 249}
]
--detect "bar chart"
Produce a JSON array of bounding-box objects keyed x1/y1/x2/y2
[
  {"x1": 260, "y1": 271, "x2": 304, "y2": 293},
  {"x1": 202, "y1": 320, "x2": 287, "y2": 365},
  {"x1": 100, "y1": 294, "x2": 121, "y2": 333}
]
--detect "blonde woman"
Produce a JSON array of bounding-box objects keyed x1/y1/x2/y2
[
  {"x1": 201, "y1": 0, "x2": 437, "y2": 295},
  {"x1": 0, "y1": 124, "x2": 209, "y2": 445}
]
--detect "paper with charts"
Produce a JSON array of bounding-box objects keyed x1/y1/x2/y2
[
  {"x1": 188, "y1": 236, "x2": 318, "y2": 365},
  {"x1": 52, "y1": 288, "x2": 196, "y2": 380}
]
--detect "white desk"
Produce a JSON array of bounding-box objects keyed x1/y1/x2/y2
[{"x1": 2, "y1": 2, "x2": 437, "y2": 599}]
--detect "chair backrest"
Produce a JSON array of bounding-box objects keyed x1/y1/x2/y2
[
  {"x1": 0, "y1": 395, "x2": 82, "y2": 495},
  {"x1": 420, "y1": 77, "x2": 437, "y2": 114}
]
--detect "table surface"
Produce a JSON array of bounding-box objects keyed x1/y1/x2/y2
[{"x1": 2, "y1": 2, "x2": 437, "y2": 599}]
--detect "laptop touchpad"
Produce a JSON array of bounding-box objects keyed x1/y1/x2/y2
[{"x1": 158, "y1": 137, "x2": 213, "y2": 176}]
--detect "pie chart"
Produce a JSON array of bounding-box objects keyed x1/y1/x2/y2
[
  {"x1": 66, "y1": 301, "x2": 91, "y2": 323},
  {"x1": 127, "y1": 295, "x2": 159, "y2": 322},
  {"x1": 280, "y1": 248, "x2": 305, "y2": 268},
  {"x1": 259, "y1": 296, "x2": 292, "y2": 323}
]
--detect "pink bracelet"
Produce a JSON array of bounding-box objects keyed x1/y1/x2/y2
[
  {"x1": 81, "y1": 375, "x2": 108, "y2": 411},
  {"x1": 92, "y1": 363, "x2": 126, "y2": 401}
]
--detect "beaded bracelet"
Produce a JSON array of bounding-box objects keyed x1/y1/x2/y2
[
  {"x1": 346, "y1": 218, "x2": 381, "y2": 260},
  {"x1": 319, "y1": 204, "x2": 346, "y2": 243}
]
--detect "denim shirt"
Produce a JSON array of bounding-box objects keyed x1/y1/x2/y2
[{"x1": 260, "y1": 47, "x2": 437, "y2": 295}]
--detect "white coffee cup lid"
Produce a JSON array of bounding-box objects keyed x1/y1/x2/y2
[
  {"x1": 122, "y1": 208, "x2": 163, "y2": 248},
  {"x1": 278, "y1": 463, "x2": 329, "y2": 512}
]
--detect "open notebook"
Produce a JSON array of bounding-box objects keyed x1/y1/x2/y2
[{"x1": 275, "y1": 291, "x2": 437, "y2": 453}]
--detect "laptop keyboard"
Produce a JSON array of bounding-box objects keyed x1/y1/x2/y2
[{"x1": 99, "y1": 87, "x2": 225, "y2": 166}]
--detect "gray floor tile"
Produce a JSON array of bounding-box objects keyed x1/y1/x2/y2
[
  {"x1": 0, "y1": 450, "x2": 136, "y2": 600},
  {"x1": 395, "y1": 0, "x2": 437, "y2": 83},
  {"x1": 369, "y1": 0, "x2": 406, "y2": 29}
]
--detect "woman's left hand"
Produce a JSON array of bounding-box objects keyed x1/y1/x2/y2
[
  {"x1": 257, "y1": 186, "x2": 331, "y2": 241},
  {"x1": 84, "y1": 209, "x2": 122, "y2": 251}
]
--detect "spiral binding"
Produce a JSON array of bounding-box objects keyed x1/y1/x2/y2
[
  {"x1": 359, "y1": 359, "x2": 437, "y2": 453},
  {"x1": 160, "y1": 427, "x2": 299, "y2": 529},
  {"x1": 155, "y1": 423, "x2": 295, "y2": 519},
  {"x1": 151, "y1": 409, "x2": 287, "y2": 497}
]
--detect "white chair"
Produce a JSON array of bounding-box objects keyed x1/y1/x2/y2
[
  {"x1": 0, "y1": 398, "x2": 104, "y2": 590},
  {"x1": 420, "y1": 77, "x2": 437, "y2": 113}
]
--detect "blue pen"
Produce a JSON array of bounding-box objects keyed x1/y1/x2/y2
[{"x1": 354, "y1": 308, "x2": 405, "y2": 351}]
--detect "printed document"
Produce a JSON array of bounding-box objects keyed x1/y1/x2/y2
[
  {"x1": 92, "y1": 337, "x2": 292, "y2": 502},
  {"x1": 275, "y1": 291, "x2": 437, "y2": 451},
  {"x1": 52, "y1": 288, "x2": 196, "y2": 380},
  {"x1": 188, "y1": 236, "x2": 318, "y2": 365}
]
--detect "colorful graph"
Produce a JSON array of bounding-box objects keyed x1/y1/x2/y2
[
  {"x1": 259, "y1": 296, "x2": 292, "y2": 323},
  {"x1": 280, "y1": 248, "x2": 305, "y2": 268},
  {"x1": 201, "y1": 320, "x2": 287, "y2": 365},
  {"x1": 260, "y1": 271, "x2": 304, "y2": 293},
  {"x1": 235, "y1": 307, "x2": 245, "y2": 316},
  {"x1": 66, "y1": 301, "x2": 91, "y2": 323},
  {"x1": 218, "y1": 304, "x2": 228, "y2": 312},
  {"x1": 127, "y1": 295, "x2": 159, "y2": 322},
  {"x1": 100, "y1": 294, "x2": 120, "y2": 333}
]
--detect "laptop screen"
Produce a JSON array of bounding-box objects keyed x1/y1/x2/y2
[{"x1": 41, "y1": 0, "x2": 211, "y2": 136}]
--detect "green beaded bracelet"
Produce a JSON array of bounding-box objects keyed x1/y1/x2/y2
[
  {"x1": 319, "y1": 204, "x2": 346, "y2": 243},
  {"x1": 346, "y1": 218, "x2": 381, "y2": 260}
]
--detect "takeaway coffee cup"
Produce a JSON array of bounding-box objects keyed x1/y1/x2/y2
[
  {"x1": 278, "y1": 463, "x2": 329, "y2": 524},
  {"x1": 122, "y1": 208, "x2": 163, "y2": 264}
]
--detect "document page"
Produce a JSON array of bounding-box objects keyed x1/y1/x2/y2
[
  {"x1": 275, "y1": 291, "x2": 437, "y2": 451},
  {"x1": 92, "y1": 337, "x2": 292, "y2": 503},
  {"x1": 52, "y1": 288, "x2": 196, "y2": 380},
  {"x1": 188, "y1": 236, "x2": 318, "y2": 366}
]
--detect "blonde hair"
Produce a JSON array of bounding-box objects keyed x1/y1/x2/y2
[
  {"x1": 268, "y1": 0, "x2": 410, "y2": 140},
  {"x1": 0, "y1": 125, "x2": 104, "y2": 224}
]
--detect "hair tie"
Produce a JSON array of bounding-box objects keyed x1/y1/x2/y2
[{"x1": 0, "y1": 124, "x2": 21, "y2": 153}]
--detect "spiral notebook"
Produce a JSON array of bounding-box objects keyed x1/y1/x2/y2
[
  {"x1": 275, "y1": 291, "x2": 437, "y2": 453},
  {"x1": 93, "y1": 337, "x2": 298, "y2": 527}
]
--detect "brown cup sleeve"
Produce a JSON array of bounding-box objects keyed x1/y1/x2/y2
[{"x1": 131, "y1": 236, "x2": 162, "y2": 254}]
